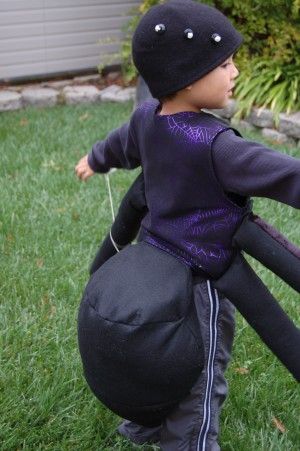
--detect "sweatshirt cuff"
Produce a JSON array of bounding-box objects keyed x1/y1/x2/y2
[
  {"x1": 88, "y1": 142, "x2": 109, "y2": 173},
  {"x1": 87, "y1": 152, "x2": 98, "y2": 172}
]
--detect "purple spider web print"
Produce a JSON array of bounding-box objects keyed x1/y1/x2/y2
[{"x1": 167, "y1": 116, "x2": 224, "y2": 145}]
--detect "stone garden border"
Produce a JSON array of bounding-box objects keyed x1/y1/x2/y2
[
  {"x1": 209, "y1": 100, "x2": 300, "y2": 148},
  {"x1": 1, "y1": 76, "x2": 299, "y2": 148}
]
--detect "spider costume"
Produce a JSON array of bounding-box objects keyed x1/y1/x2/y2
[
  {"x1": 77, "y1": 1, "x2": 300, "y2": 449},
  {"x1": 78, "y1": 101, "x2": 300, "y2": 450}
]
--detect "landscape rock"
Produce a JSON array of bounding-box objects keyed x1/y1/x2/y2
[
  {"x1": 262, "y1": 128, "x2": 296, "y2": 145},
  {"x1": 279, "y1": 112, "x2": 300, "y2": 139},
  {"x1": 231, "y1": 118, "x2": 256, "y2": 131},
  {"x1": 114, "y1": 87, "x2": 136, "y2": 103},
  {"x1": 63, "y1": 85, "x2": 100, "y2": 105},
  {"x1": 99, "y1": 84, "x2": 123, "y2": 102},
  {"x1": 73, "y1": 74, "x2": 101, "y2": 83},
  {"x1": 0, "y1": 90, "x2": 22, "y2": 111},
  {"x1": 247, "y1": 107, "x2": 274, "y2": 128},
  {"x1": 22, "y1": 88, "x2": 58, "y2": 107},
  {"x1": 3, "y1": 86, "x2": 23, "y2": 93},
  {"x1": 42, "y1": 79, "x2": 73, "y2": 89}
]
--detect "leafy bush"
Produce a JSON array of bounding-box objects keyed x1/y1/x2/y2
[
  {"x1": 119, "y1": 0, "x2": 300, "y2": 115},
  {"x1": 234, "y1": 59, "x2": 300, "y2": 123}
]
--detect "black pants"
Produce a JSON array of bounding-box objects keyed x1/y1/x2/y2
[{"x1": 118, "y1": 277, "x2": 236, "y2": 450}]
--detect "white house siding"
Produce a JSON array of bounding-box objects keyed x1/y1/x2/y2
[{"x1": 0, "y1": 0, "x2": 141, "y2": 81}]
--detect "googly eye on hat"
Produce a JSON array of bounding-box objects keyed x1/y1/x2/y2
[
  {"x1": 211, "y1": 33, "x2": 222, "y2": 43},
  {"x1": 132, "y1": 0, "x2": 243, "y2": 99},
  {"x1": 184, "y1": 28, "x2": 194, "y2": 39},
  {"x1": 155, "y1": 23, "x2": 166, "y2": 34}
]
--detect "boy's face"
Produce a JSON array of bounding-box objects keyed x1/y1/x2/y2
[{"x1": 186, "y1": 55, "x2": 239, "y2": 110}]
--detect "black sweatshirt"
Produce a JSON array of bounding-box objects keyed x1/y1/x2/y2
[{"x1": 88, "y1": 100, "x2": 300, "y2": 276}]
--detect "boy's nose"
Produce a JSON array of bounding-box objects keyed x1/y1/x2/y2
[{"x1": 232, "y1": 64, "x2": 239, "y2": 79}]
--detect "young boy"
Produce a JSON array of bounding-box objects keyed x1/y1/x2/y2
[{"x1": 76, "y1": 1, "x2": 300, "y2": 449}]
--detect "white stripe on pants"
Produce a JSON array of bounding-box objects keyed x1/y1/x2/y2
[{"x1": 159, "y1": 277, "x2": 235, "y2": 450}]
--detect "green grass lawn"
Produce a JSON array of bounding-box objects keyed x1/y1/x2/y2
[{"x1": 0, "y1": 101, "x2": 299, "y2": 450}]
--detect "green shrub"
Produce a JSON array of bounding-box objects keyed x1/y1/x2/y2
[
  {"x1": 119, "y1": 0, "x2": 300, "y2": 115},
  {"x1": 234, "y1": 59, "x2": 300, "y2": 124}
]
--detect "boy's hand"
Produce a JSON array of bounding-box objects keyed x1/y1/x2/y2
[{"x1": 75, "y1": 155, "x2": 95, "y2": 181}]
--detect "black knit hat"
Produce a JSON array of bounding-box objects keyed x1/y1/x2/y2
[{"x1": 132, "y1": 0, "x2": 243, "y2": 99}]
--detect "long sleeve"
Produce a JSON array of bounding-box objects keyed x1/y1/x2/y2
[
  {"x1": 88, "y1": 118, "x2": 140, "y2": 173},
  {"x1": 212, "y1": 130, "x2": 300, "y2": 208}
]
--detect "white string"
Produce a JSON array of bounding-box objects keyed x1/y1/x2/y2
[
  {"x1": 105, "y1": 172, "x2": 121, "y2": 253},
  {"x1": 105, "y1": 173, "x2": 115, "y2": 221},
  {"x1": 110, "y1": 229, "x2": 121, "y2": 253}
]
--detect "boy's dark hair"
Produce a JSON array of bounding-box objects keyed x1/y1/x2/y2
[{"x1": 159, "y1": 91, "x2": 178, "y2": 104}]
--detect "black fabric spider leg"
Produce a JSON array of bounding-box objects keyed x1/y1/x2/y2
[
  {"x1": 89, "y1": 172, "x2": 147, "y2": 275},
  {"x1": 214, "y1": 253, "x2": 300, "y2": 381},
  {"x1": 233, "y1": 214, "x2": 300, "y2": 293}
]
